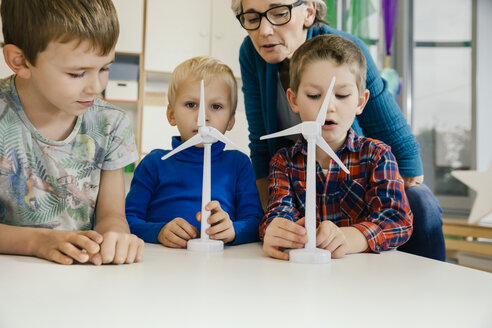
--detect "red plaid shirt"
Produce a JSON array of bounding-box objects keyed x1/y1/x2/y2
[{"x1": 261, "y1": 129, "x2": 413, "y2": 252}]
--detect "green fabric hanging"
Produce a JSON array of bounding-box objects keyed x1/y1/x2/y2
[
  {"x1": 343, "y1": 0, "x2": 375, "y2": 46},
  {"x1": 325, "y1": 0, "x2": 337, "y2": 27}
]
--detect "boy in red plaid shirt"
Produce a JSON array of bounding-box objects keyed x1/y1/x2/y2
[{"x1": 261, "y1": 35, "x2": 413, "y2": 261}]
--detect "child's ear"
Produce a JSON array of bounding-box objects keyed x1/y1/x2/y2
[
  {"x1": 166, "y1": 104, "x2": 177, "y2": 126},
  {"x1": 226, "y1": 114, "x2": 236, "y2": 131},
  {"x1": 356, "y1": 89, "x2": 370, "y2": 115},
  {"x1": 286, "y1": 88, "x2": 300, "y2": 114},
  {"x1": 3, "y1": 44, "x2": 32, "y2": 79}
]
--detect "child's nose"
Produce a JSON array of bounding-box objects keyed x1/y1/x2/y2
[
  {"x1": 84, "y1": 74, "x2": 104, "y2": 96},
  {"x1": 327, "y1": 94, "x2": 336, "y2": 112}
]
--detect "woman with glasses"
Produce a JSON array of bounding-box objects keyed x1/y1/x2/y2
[{"x1": 231, "y1": 0, "x2": 445, "y2": 261}]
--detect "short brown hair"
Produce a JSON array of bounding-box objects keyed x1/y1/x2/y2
[
  {"x1": 1, "y1": 0, "x2": 119, "y2": 65},
  {"x1": 168, "y1": 56, "x2": 238, "y2": 114},
  {"x1": 289, "y1": 34, "x2": 367, "y2": 94}
]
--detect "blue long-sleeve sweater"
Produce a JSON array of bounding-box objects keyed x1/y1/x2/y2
[
  {"x1": 125, "y1": 137, "x2": 264, "y2": 245},
  {"x1": 239, "y1": 23, "x2": 422, "y2": 179}
]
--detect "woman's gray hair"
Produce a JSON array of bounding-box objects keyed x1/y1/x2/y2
[{"x1": 231, "y1": 0, "x2": 327, "y2": 24}]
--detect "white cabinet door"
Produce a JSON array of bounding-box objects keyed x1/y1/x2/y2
[
  {"x1": 210, "y1": 0, "x2": 247, "y2": 77},
  {"x1": 145, "y1": 0, "x2": 211, "y2": 72},
  {"x1": 113, "y1": 0, "x2": 144, "y2": 54}
]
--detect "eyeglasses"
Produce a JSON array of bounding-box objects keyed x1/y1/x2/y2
[{"x1": 236, "y1": 0, "x2": 304, "y2": 31}]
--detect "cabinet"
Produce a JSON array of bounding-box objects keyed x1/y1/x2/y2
[
  {"x1": 106, "y1": 0, "x2": 145, "y2": 156},
  {"x1": 144, "y1": 0, "x2": 247, "y2": 76}
]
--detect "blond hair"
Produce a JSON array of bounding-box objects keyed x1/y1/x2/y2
[
  {"x1": 1, "y1": 0, "x2": 119, "y2": 65},
  {"x1": 168, "y1": 56, "x2": 238, "y2": 114},
  {"x1": 231, "y1": 0, "x2": 327, "y2": 25},
  {"x1": 289, "y1": 34, "x2": 367, "y2": 94}
]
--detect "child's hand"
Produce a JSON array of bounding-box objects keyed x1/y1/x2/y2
[
  {"x1": 33, "y1": 229, "x2": 103, "y2": 265},
  {"x1": 98, "y1": 231, "x2": 144, "y2": 264},
  {"x1": 197, "y1": 201, "x2": 236, "y2": 244},
  {"x1": 316, "y1": 221, "x2": 349, "y2": 258},
  {"x1": 158, "y1": 218, "x2": 199, "y2": 248},
  {"x1": 263, "y1": 217, "x2": 308, "y2": 260}
]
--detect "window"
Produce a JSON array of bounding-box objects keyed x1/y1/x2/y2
[{"x1": 407, "y1": 0, "x2": 474, "y2": 215}]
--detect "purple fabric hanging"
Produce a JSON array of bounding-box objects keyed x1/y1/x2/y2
[{"x1": 382, "y1": 0, "x2": 399, "y2": 56}]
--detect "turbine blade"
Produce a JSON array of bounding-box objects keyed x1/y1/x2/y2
[
  {"x1": 209, "y1": 128, "x2": 249, "y2": 154},
  {"x1": 260, "y1": 123, "x2": 303, "y2": 140},
  {"x1": 315, "y1": 135, "x2": 350, "y2": 173},
  {"x1": 161, "y1": 134, "x2": 203, "y2": 160},
  {"x1": 316, "y1": 76, "x2": 336, "y2": 125},
  {"x1": 197, "y1": 80, "x2": 206, "y2": 127}
]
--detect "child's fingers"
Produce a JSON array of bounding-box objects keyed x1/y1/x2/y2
[
  {"x1": 100, "y1": 232, "x2": 117, "y2": 264},
  {"x1": 113, "y1": 237, "x2": 130, "y2": 264},
  {"x1": 175, "y1": 218, "x2": 198, "y2": 239},
  {"x1": 269, "y1": 235, "x2": 304, "y2": 249},
  {"x1": 316, "y1": 222, "x2": 337, "y2": 249},
  {"x1": 162, "y1": 237, "x2": 184, "y2": 248},
  {"x1": 48, "y1": 249, "x2": 74, "y2": 265},
  {"x1": 70, "y1": 234, "x2": 100, "y2": 255},
  {"x1": 125, "y1": 235, "x2": 144, "y2": 264},
  {"x1": 135, "y1": 242, "x2": 145, "y2": 262},
  {"x1": 274, "y1": 218, "x2": 307, "y2": 236},
  {"x1": 205, "y1": 200, "x2": 221, "y2": 212},
  {"x1": 163, "y1": 228, "x2": 188, "y2": 248},
  {"x1": 270, "y1": 224, "x2": 307, "y2": 245},
  {"x1": 59, "y1": 242, "x2": 90, "y2": 263},
  {"x1": 263, "y1": 244, "x2": 289, "y2": 261},
  {"x1": 80, "y1": 230, "x2": 103, "y2": 244},
  {"x1": 206, "y1": 209, "x2": 229, "y2": 226},
  {"x1": 89, "y1": 253, "x2": 102, "y2": 266},
  {"x1": 209, "y1": 225, "x2": 236, "y2": 242},
  {"x1": 206, "y1": 219, "x2": 231, "y2": 235},
  {"x1": 331, "y1": 243, "x2": 349, "y2": 259},
  {"x1": 326, "y1": 234, "x2": 345, "y2": 254},
  {"x1": 170, "y1": 221, "x2": 196, "y2": 241}
]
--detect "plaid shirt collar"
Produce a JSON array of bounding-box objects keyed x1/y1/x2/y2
[{"x1": 291, "y1": 128, "x2": 360, "y2": 158}]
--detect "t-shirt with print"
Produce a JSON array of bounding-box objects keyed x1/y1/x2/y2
[{"x1": 0, "y1": 75, "x2": 138, "y2": 230}]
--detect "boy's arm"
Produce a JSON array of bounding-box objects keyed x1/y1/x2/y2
[
  {"x1": 228, "y1": 154, "x2": 264, "y2": 245},
  {"x1": 95, "y1": 168, "x2": 144, "y2": 264},
  {"x1": 0, "y1": 224, "x2": 102, "y2": 265},
  {"x1": 261, "y1": 151, "x2": 308, "y2": 260},
  {"x1": 351, "y1": 147, "x2": 413, "y2": 252},
  {"x1": 260, "y1": 151, "x2": 301, "y2": 238},
  {"x1": 125, "y1": 154, "x2": 169, "y2": 243}
]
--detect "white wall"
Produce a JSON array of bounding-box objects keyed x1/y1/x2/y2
[{"x1": 0, "y1": 14, "x2": 14, "y2": 78}]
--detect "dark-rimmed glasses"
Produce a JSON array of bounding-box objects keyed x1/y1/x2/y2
[{"x1": 236, "y1": 0, "x2": 304, "y2": 31}]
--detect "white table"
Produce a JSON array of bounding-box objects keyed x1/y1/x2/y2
[{"x1": 1, "y1": 243, "x2": 491, "y2": 328}]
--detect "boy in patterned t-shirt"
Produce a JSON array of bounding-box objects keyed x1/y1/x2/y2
[{"x1": 0, "y1": 0, "x2": 144, "y2": 265}]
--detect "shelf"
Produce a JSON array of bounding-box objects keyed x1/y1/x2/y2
[{"x1": 102, "y1": 98, "x2": 138, "y2": 104}]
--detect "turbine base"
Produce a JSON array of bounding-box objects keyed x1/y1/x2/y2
[
  {"x1": 289, "y1": 248, "x2": 331, "y2": 264},
  {"x1": 187, "y1": 238, "x2": 224, "y2": 252}
]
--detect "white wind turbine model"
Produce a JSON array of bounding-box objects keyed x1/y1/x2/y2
[
  {"x1": 261, "y1": 77, "x2": 350, "y2": 264},
  {"x1": 161, "y1": 80, "x2": 247, "y2": 252}
]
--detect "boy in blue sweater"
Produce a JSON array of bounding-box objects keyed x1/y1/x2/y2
[{"x1": 126, "y1": 56, "x2": 263, "y2": 247}]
